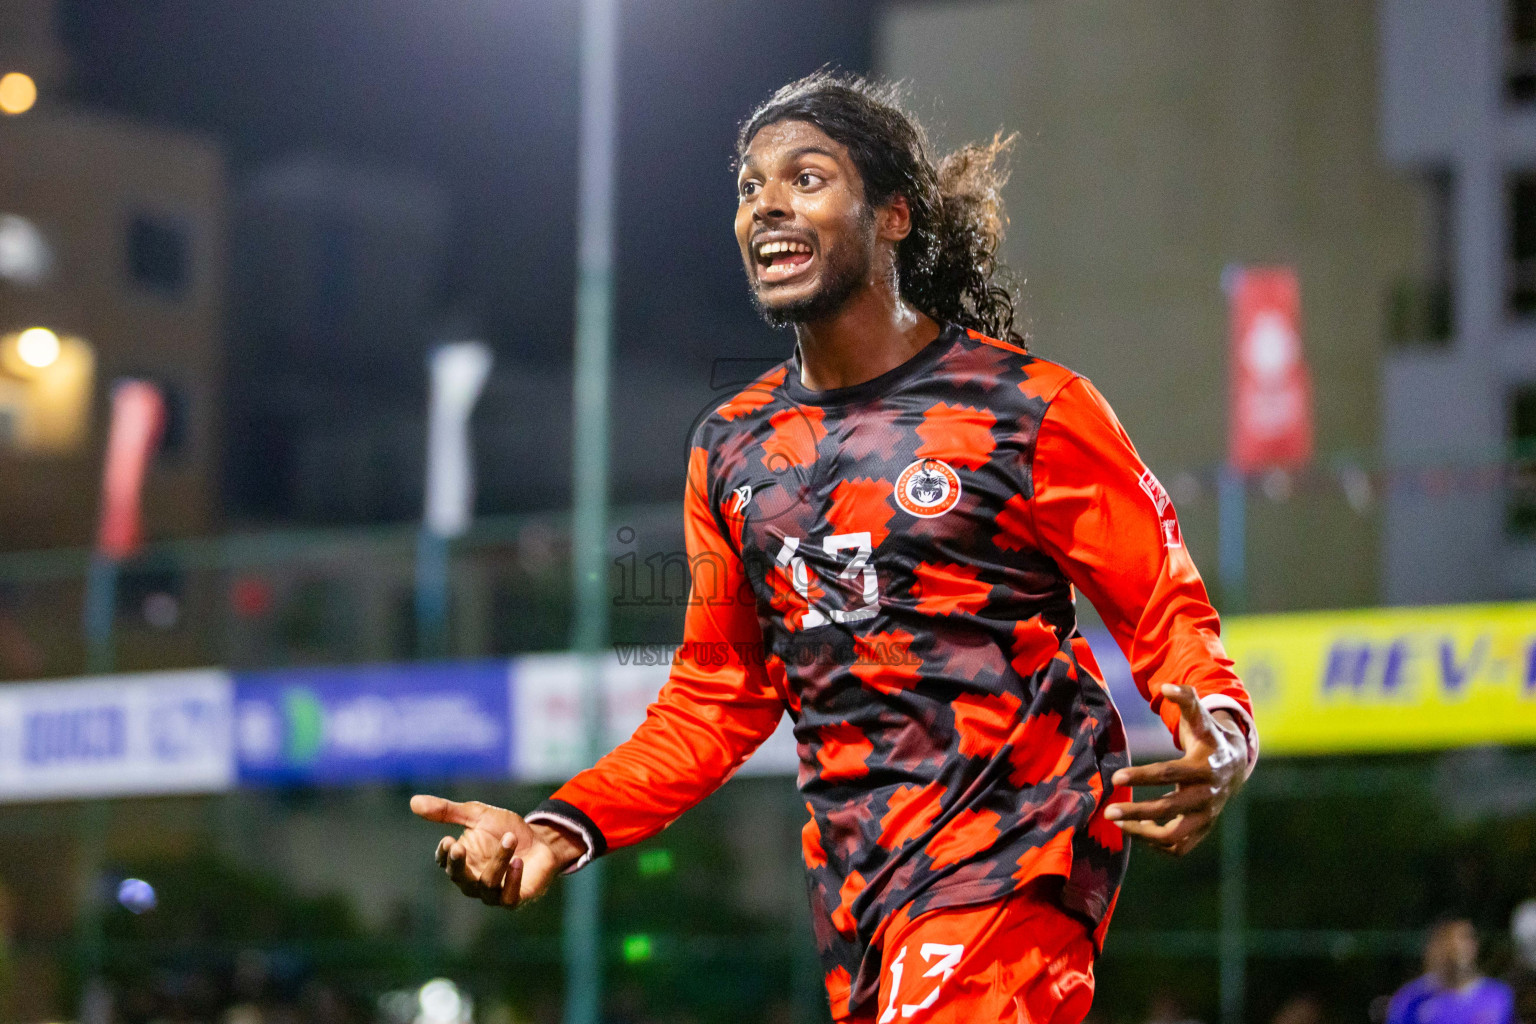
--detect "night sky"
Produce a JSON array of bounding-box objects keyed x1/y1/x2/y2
[
  {"x1": 56, "y1": 0, "x2": 879, "y2": 518},
  {"x1": 60, "y1": 0, "x2": 877, "y2": 360}
]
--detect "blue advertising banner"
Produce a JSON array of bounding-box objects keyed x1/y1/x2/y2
[{"x1": 234, "y1": 661, "x2": 513, "y2": 786}]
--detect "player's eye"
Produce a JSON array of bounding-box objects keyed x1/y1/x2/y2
[
  {"x1": 796, "y1": 172, "x2": 824, "y2": 188},
  {"x1": 739, "y1": 180, "x2": 760, "y2": 199}
]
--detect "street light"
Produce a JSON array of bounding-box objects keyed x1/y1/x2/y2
[
  {"x1": 16, "y1": 326, "x2": 60, "y2": 369},
  {"x1": 0, "y1": 72, "x2": 37, "y2": 116},
  {"x1": 0, "y1": 214, "x2": 54, "y2": 286}
]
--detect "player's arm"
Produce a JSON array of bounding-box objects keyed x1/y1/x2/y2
[
  {"x1": 412, "y1": 446, "x2": 785, "y2": 905},
  {"x1": 1024, "y1": 376, "x2": 1256, "y2": 856}
]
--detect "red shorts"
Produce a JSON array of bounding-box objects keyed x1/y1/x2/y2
[{"x1": 838, "y1": 892, "x2": 1096, "y2": 1024}]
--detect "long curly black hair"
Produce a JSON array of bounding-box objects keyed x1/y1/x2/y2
[{"x1": 738, "y1": 71, "x2": 1025, "y2": 348}]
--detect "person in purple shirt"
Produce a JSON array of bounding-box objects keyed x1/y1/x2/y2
[{"x1": 1389, "y1": 919, "x2": 1516, "y2": 1024}]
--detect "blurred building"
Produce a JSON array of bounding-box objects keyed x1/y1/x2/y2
[
  {"x1": 0, "y1": 0, "x2": 225, "y2": 552},
  {"x1": 226, "y1": 158, "x2": 449, "y2": 525},
  {"x1": 879, "y1": 0, "x2": 1426, "y2": 612},
  {"x1": 223, "y1": 156, "x2": 711, "y2": 529},
  {"x1": 1379, "y1": 0, "x2": 1536, "y2": 604},
  {"x1": 0, "y1": 7, "x2": 226, "y2": 1006}
]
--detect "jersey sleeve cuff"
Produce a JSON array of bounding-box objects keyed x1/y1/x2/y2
[
  {"x1": 1198, "y1": 694, "x2": 1259, "y2": 779},
  {"x1": 526, "y1": 799, "x2": 608, "y2": 874}
]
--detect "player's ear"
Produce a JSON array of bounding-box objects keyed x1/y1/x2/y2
[{"x1": 877, "y1": 194, "x2": 913, "y2": 243}]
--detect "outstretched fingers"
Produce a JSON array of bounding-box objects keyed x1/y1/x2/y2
[
  {"x1": 1116, "y1": 812, "x2": 1211, "y2": 856},
  {"x1": 1112, "y1": 756, "x2": 1212, "y2": 789},
  {"x1": 1104, "y1": 687, "x2": 1244, "y2": 858},
  {"x1": 411, "y1": 794, "x2": 483, "y2": 827},
  {"x1": 1104, "y1": 784, "x2": 1213, "y2": 824}
]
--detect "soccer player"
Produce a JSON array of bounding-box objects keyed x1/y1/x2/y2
[{"x1": 412, "y1": 72, "x2": 1257, "y2": 1023}]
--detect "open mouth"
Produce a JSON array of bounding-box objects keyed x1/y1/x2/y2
[{"x1": 754, "y1": 239, "x2": 815, "y2": 283}]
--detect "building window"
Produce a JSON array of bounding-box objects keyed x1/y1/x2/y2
[
  {"x1": 1509, "y1": 173, "x2": 1536, "y2": 317},
  {"x1": 126, "y1": 214, "x2": 190, "y2": 297},
  {"x1": 1510, "y1": 385, "x2": 1536, "y2": 537},
  {"x1": 1512, "y1": 0, "x2": 1536, "y2": 103},
  {"x1": 143, "y1": 379, "x2": 189, "y2": 458},
  {"x1": 1388, "y1": 170, "x2": 1455, "y2": 347},
  {"x1": 159, "y1": 382, "x2": 188, "y2": 457}
]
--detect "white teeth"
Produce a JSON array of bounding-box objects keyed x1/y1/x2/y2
[{"x1": 757, "y1": 240, "x2": 813, "y2": 258}]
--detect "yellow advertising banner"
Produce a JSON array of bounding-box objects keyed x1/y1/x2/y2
[{"x1": 1227, "y1": 601, "x2": 1536, "y2": 754}]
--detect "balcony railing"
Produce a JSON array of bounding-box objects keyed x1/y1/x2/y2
[{"x1": 0, "y1": 502, "x2": 686, "y2": 682}]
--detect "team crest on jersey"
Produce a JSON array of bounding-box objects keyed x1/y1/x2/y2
[{"x1": 895, "y1": 458, "x2": 962, "y2": 518}]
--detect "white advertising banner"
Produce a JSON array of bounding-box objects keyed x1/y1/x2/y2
[
  {"x1": 0, "y1": 670, "x2": 235, "y2": 802},
  {"x1": 510, "y1": 653, "x2": 799, "y2": 781}
]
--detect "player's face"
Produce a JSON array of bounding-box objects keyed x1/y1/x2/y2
[
  {"x1": 1425, "y1": 920, "x2": 1478, "y2": 978},
  {"x1": 735, "y1": 119, "x2": 877, "y2": 326},
  {"x1": 1445, "y1": 922, "x2": 1478, "y2": 973}
]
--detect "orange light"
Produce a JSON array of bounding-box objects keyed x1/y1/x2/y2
[{"x1": 0, "y1": 73, "x2": 37, "y2": 116}]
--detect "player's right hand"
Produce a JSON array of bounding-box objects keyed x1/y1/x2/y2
[{"x1": 410, "y1": 795, "x2": 578, "y2": 909}]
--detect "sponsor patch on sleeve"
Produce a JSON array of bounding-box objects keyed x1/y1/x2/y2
[{"x1": 1137, "y1": 469, "x2": 1182, "y2": 548}]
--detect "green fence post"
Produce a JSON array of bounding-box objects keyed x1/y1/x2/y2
[
  {"x1": 1219, "y1": 792, "x2": 1248, "y2": 1024},
  {"x1": 565, "y1": 0, "x2": 619, "y2": 1021},
  {"x1": 83, "y1": 556, "x2": 117, "y2": 674}
]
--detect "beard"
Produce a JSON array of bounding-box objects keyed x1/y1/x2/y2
[{"x1": 749, "y1": 228, "x2": 873, "y2": 329}]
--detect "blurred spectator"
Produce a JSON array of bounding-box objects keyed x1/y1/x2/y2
[
  {"x1": 79, "y1": 977, "x2": 113, "y2": 1024},
  {"x1": 220, "y1": 949, "x2": 270, "y2": 1024},
  {"x1": 1271, "y1": 993, "x2": 1324, "y2": 1024},
  {"x1": 1145, "y1": 989, "x2": 1204, "y2": 1024},
  {"x1": 1387, "y1": 919, "x2": 1515, "y2": 1024},
  {"x1": 1511, "y1": 901, "x2": 1536, "y2": 1024}
]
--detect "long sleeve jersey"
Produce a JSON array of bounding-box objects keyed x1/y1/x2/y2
[{"x1": 529, "y1": 323, "x2": 1256, "y2": 1018}]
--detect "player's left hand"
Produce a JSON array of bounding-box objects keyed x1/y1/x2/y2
[
  {"x1": 410, "y1": 795, "x2": 573, "y2": 909},
  {"x1": 1103, "y1": 683, "x2": 1249, "y2": 857}
]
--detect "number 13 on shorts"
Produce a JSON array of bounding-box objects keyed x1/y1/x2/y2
[{"x1": 878, "y1": 942, "x2": 965, "y2": 1022}]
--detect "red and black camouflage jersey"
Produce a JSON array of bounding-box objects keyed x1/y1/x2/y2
[{"x1": 529, "y1": 323, "x2": 1257, "y2": 1019}]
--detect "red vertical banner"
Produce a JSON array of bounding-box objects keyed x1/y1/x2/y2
[
  {"x1": 96, "y1": 380, "x2": 166, "y2": 560},
  {"x1": 1227, "y1": 266, "x2": 1313, "y2": 473}
]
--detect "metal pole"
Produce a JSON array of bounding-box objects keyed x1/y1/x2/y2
[
  {"x1": 1217, "y1": 465, "x2": 1246, "y2": 614},
  {"x1": 565, "y1": 0, "x2": 618, "y2": 1022},
  {"x1": 83, "y1": 555, "x2": 118, "y2": 674},
  {"x1": 76, "y1": 800, "x2": 111, "y2": 1015},
  {"x1": 1219, "y1": 793, "x2": 1248, "y2": 1024},
  {"x1": 1216, "y1": 268, "x2": 1249, "y2": 1022},
  {"x1": 415, "y1": 530, "x2": 450, "y2": 659},
  {"x1": 1217, "y1": 461, "x2": 1248, "y2": 1019}
]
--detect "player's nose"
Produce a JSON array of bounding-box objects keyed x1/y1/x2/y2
[{"x1": 751, "y1": 179, "x2": 792, "y2": 223}]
